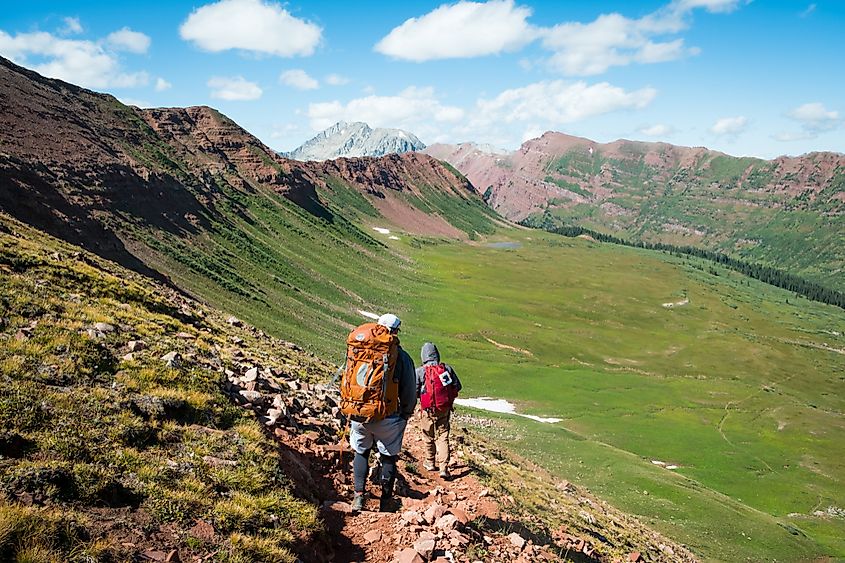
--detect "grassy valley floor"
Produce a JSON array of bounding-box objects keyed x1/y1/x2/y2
[{"x1": 391, "y1": 229, "x2": 844, "y2": 561}]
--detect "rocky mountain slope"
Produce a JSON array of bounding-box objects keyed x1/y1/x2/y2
[
  {"x1": 283, "y1": 121, "x2": 425, "y2": 161},
  {"x1": 0, "y1": 56, "x2": 497, "y2": 354},
  {"x1": 425, "y1": 134, "x2": 845, "y2": 290}
]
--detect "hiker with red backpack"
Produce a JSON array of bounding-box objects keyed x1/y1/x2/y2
[
  {"x1": 416, "y1": 342, "x2": 461, "y2": 480},
  {"x1": 341, "y1": 313, "x2": 416, "y2": 513}
]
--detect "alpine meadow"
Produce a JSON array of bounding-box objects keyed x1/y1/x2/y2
[{"x1": 1, "y1": 1, "x2": 844, "y2": 562}]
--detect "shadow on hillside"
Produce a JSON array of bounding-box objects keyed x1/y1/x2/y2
[{"x1": 269, "y1": 429, "x2": 365, "y2": 562}]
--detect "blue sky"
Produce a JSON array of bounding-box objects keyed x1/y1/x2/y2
[{"x1": 1, "y1": 0, "x2": 842, "y2": 158}]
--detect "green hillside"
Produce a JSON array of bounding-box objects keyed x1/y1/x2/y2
[
  {"x1": 526, "y1": 146, "x2": 845, "y2": 292},
  {"x1": 0, "y1": 214, "x2": 331, "y2": 562},
  {"x1": 393, "y1": 230, "x2": 844, "y2": 561}
]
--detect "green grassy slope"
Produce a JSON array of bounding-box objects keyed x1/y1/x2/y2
[
  {"x1": 524, "y1": 146, "x2": 845, "y2": 292},
  {"x1": 0, "y1": 214, "x2": 331, "y2": 562},
  {"x1": 394, "y1": 230, "x2": 844, "y2": 561}
]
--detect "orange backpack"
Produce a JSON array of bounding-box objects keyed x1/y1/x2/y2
[{"x1": 340, "y1": 323, "x2": 400, "y2": 422}]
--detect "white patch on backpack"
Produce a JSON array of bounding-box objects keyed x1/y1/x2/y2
[
  {"x1": 356, "y1": 363, "x2": 370, "y2": 386},
  {"x1": 355, "y1": 333, "x2": 365, "y2": 341}
]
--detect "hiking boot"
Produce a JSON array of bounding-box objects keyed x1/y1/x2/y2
[
  {"x1": 379, "y1": 494, "x2": 398, "y2": 512},
  {"x1": 351, "y1": 492, "x2": 365, "y2": 513},
  {"x1": 423, "y1": 461, "x2": 436, "y2": 472},
  {"x1": 439, "y1": 468, "x2": 451, "y2": 480}
]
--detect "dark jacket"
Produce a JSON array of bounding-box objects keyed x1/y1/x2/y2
[
  {"x1": 396, "y1": 346, "x2": 417, "y2": 419},
  {"x1": 415, "y1": 342, "x2": 462, "y2": 397}
]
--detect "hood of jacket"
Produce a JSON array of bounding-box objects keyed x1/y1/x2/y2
[{"x1": 421, "y1": 342, "x2": 440, "y2": 364}]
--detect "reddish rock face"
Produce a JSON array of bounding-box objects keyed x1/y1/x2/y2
[{"x1": 425, "y1": 132, "x2": 845, "y2": 222}]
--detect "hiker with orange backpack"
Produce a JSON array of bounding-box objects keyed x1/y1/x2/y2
[
  {"x1": 341, "y1": 313, "x2": 416, "y2": 513},
  {"x1": 416, "y1": 342, "x2": 461, "y2": 480}
]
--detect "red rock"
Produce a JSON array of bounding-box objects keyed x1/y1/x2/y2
[
  {"x1": 448, "y1": 506, "x2": 469, "y2": 524},
  {"x1": 628, "y1": 552, "x2": 642, "y2": 562},
  {"x1": 141, "y1": 549, "x2": 167, "y2": 561},
  {"x1": 413, "y1": 538, "x2": 436, "y2": 559},
  {"x1": 322, "y1": 500, "x2": 352, "y2": 513},
  {"x1": 395, "y1": 547, "x2": 424, "y2": 563},
  {"x1": 188, "y1": 520, "x2": 215, "y2": 542},
  {"x1": 364, "y1": 530, "x2": 382, "y2": 544},
  {"x1": 435, "y1": 514, "x2": 459, "y2": 531},
  {"x1": 508, "y1": 532, "x2": 526, "y2": 549},
  {"x1": 423, "y1": 502, "x2": 446, "y2": 524}
]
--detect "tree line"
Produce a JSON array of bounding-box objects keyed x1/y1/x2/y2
[{"x1": 529, "y1": 223, "x2": 845, "y2": 310}]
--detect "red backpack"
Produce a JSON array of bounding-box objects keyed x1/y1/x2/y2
[{"x1": 420, "y1": 363, "x2": 458, "y2": 412}]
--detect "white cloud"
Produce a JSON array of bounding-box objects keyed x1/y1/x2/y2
[
  {"x1": 280, "y1": 69, "x2": 318, "y2": 90},
  {"x1": 786, "y1": 102, "x2": 839, "y2": 131},
  {"x1": 306, "y1": 79, "x2": 656, "y2": 148},
  {"x1": 472, "y1": 80, "x2": 656, "y2": 126},
  {"x1": 118, "y1": 96, "x2": 152, "y2": 108},
  {"x1": 155, "y1": 77, "x2": 172, "y2": 91},
  {"x1": 777, "y1": 102, "x2": 841, "y2": 140},
  {"x1": 540, "y1": 0, "x2": 741, "y2": 75},
  {"x1": 207, "y1": 76, "x2": 262, "y2": 100},
  {"x1": 106, "y1": 27, "x2": 151, "y2": 54},
  {"x1": 307, "y1": 86, "x2": 464, "y2": 136},
  {"x1": 180, "y1": 0, "x2": 321, "y2": 57},
  {"x1": 61, "y1": 17, "x2": 83, "y2": 35},
  {"x1": 639, "y1": 123, "x2": 674, "y2": 136},
  {"x1": 375, "y1": 0, "x2": 536, "y2": 62},
  {"x1": 801, "y1": 4, "x2": 817, "y2": 17},
  {"x1": 710, "y1": 115, "x2": 748, "y2": 136},
  {"x1": 0, "y1": 29, "x2": 149, "y2": 88},
  {"x1": 325, "y1": 73, "x2": 349, "y2": 86}
]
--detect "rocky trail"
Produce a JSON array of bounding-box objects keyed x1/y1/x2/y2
[{"x1": 224, "y1": 358, "x2": 699, "y2": 563}]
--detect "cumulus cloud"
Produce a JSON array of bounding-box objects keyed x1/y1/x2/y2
[
  {"x1": 710, "y1": 116, "x2": 748, "y2": 136},
  {"x1": 61, "y1": 17, "x2": 83, "y2": 35},
  {"x1": 375, "y1": 0, "x2": 536, "y2": 61},
  {"x1": 307, "y1": 80, "x2": 656, "y2": 147},
  {"x1": 280, "y1": 69, "x2": 318, "y2": 90},
  {"x1": 207, "y1": 76, "x2": 262, "y2": 100},
  {"x1": 472, "y1": 80, "x2": 656, "y2": 126},
  {"x1": 155, "y1": 77, "x2": 172, "y2": 91},
  {"x1": 0, "y1": 29, "x2": 149, "y2": 88},
  {"x1": 787, "y1": 102, "x2": 839, "y2": 131},
  {"x1": 639, "y1": 124, "x2": 674, "y2": 137},
  {"x1": 325, "y1": 73, "x2": 349, "y2": 86},
  {"x1": 776, "y1": 102, "x2": 841, "y2": 141},
  {"x1": 375, "y1": 0, "x2": 742, "y2": 74},
  {"x1": 106, "y1": 27, "x2": 151, "y2": 53},
  {"x1": 180, "y1": 0, "x2": 321, "y2": 57},
  {"x1": 307, "y1": 86, "x2": 465, "y2": 138}
]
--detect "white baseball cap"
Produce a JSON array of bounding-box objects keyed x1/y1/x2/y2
[{"x1": 377, "y1": 313, "x2": 401, "y2": 331}]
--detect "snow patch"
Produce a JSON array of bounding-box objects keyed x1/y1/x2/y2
[
  {"x1": 388, "y1": 235, "x2": 400, "y2": 240},
  {"x1": 357, "y1": 310, "x2": 379, "y2": 320},
  {"x1": 373, "y1": 227, "x2": 390, "y2": 234},
  {"x1": 455, "y1": 397, "x2": 561, "y2": 424}
]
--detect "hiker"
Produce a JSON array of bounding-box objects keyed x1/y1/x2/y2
[
  {"x1": 342, "y1": 313, "x2": 416, "y2": 512},
  {"x1": 416, "y1": 342, "x2": 461, "y2": 479}
]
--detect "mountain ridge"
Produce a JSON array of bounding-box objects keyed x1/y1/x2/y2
[
  {"x1": 424, "y1": 131, "x2": 845, "y2": 290},
  {"x1": 283, "y1": 121, "x2": 426, "y2": 161}
]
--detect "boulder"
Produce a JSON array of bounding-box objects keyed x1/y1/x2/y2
[
  {"x1": 243, "y1": 367, "x2": 259, "y2": 382},
  {"x1": 413, "y1": 538, "x2": 436, "y2": 560},
  {"x1": 127, "y1": 340, "x2": 146, "y2": 352},
  {"x1": 239, "y1": 390, "x2": 263, "y2": 403},
  {"x1": 434, "y1": 514, "x2": 458, "y2": 531},
  {"x1": 394, "y1": 548, "x2": 424, "y2": 563},
  {"x1": 508, "y1": 532, "x2": 526, "y2": 549},
  {"x1": 364, "y1": 530, "x2": 382, "y2": 544},
  {"x1": 160, "y1": 351, "x2": 182, "y2": 369},
  {"x1": 94, "y1": 322, "x2": 115, "y2": 332}
]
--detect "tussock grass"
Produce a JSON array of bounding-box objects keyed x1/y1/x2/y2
[{"x1": 0, "y1": 214, "x2": 326, "y2": 560}]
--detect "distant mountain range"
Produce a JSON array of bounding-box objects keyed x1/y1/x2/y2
[
  {"x1": 282, "y1": 121, "x2": 425, "y2": 161},
  {"x1": 424, "y1": 134, "x2": 845, "y2": 291}
]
